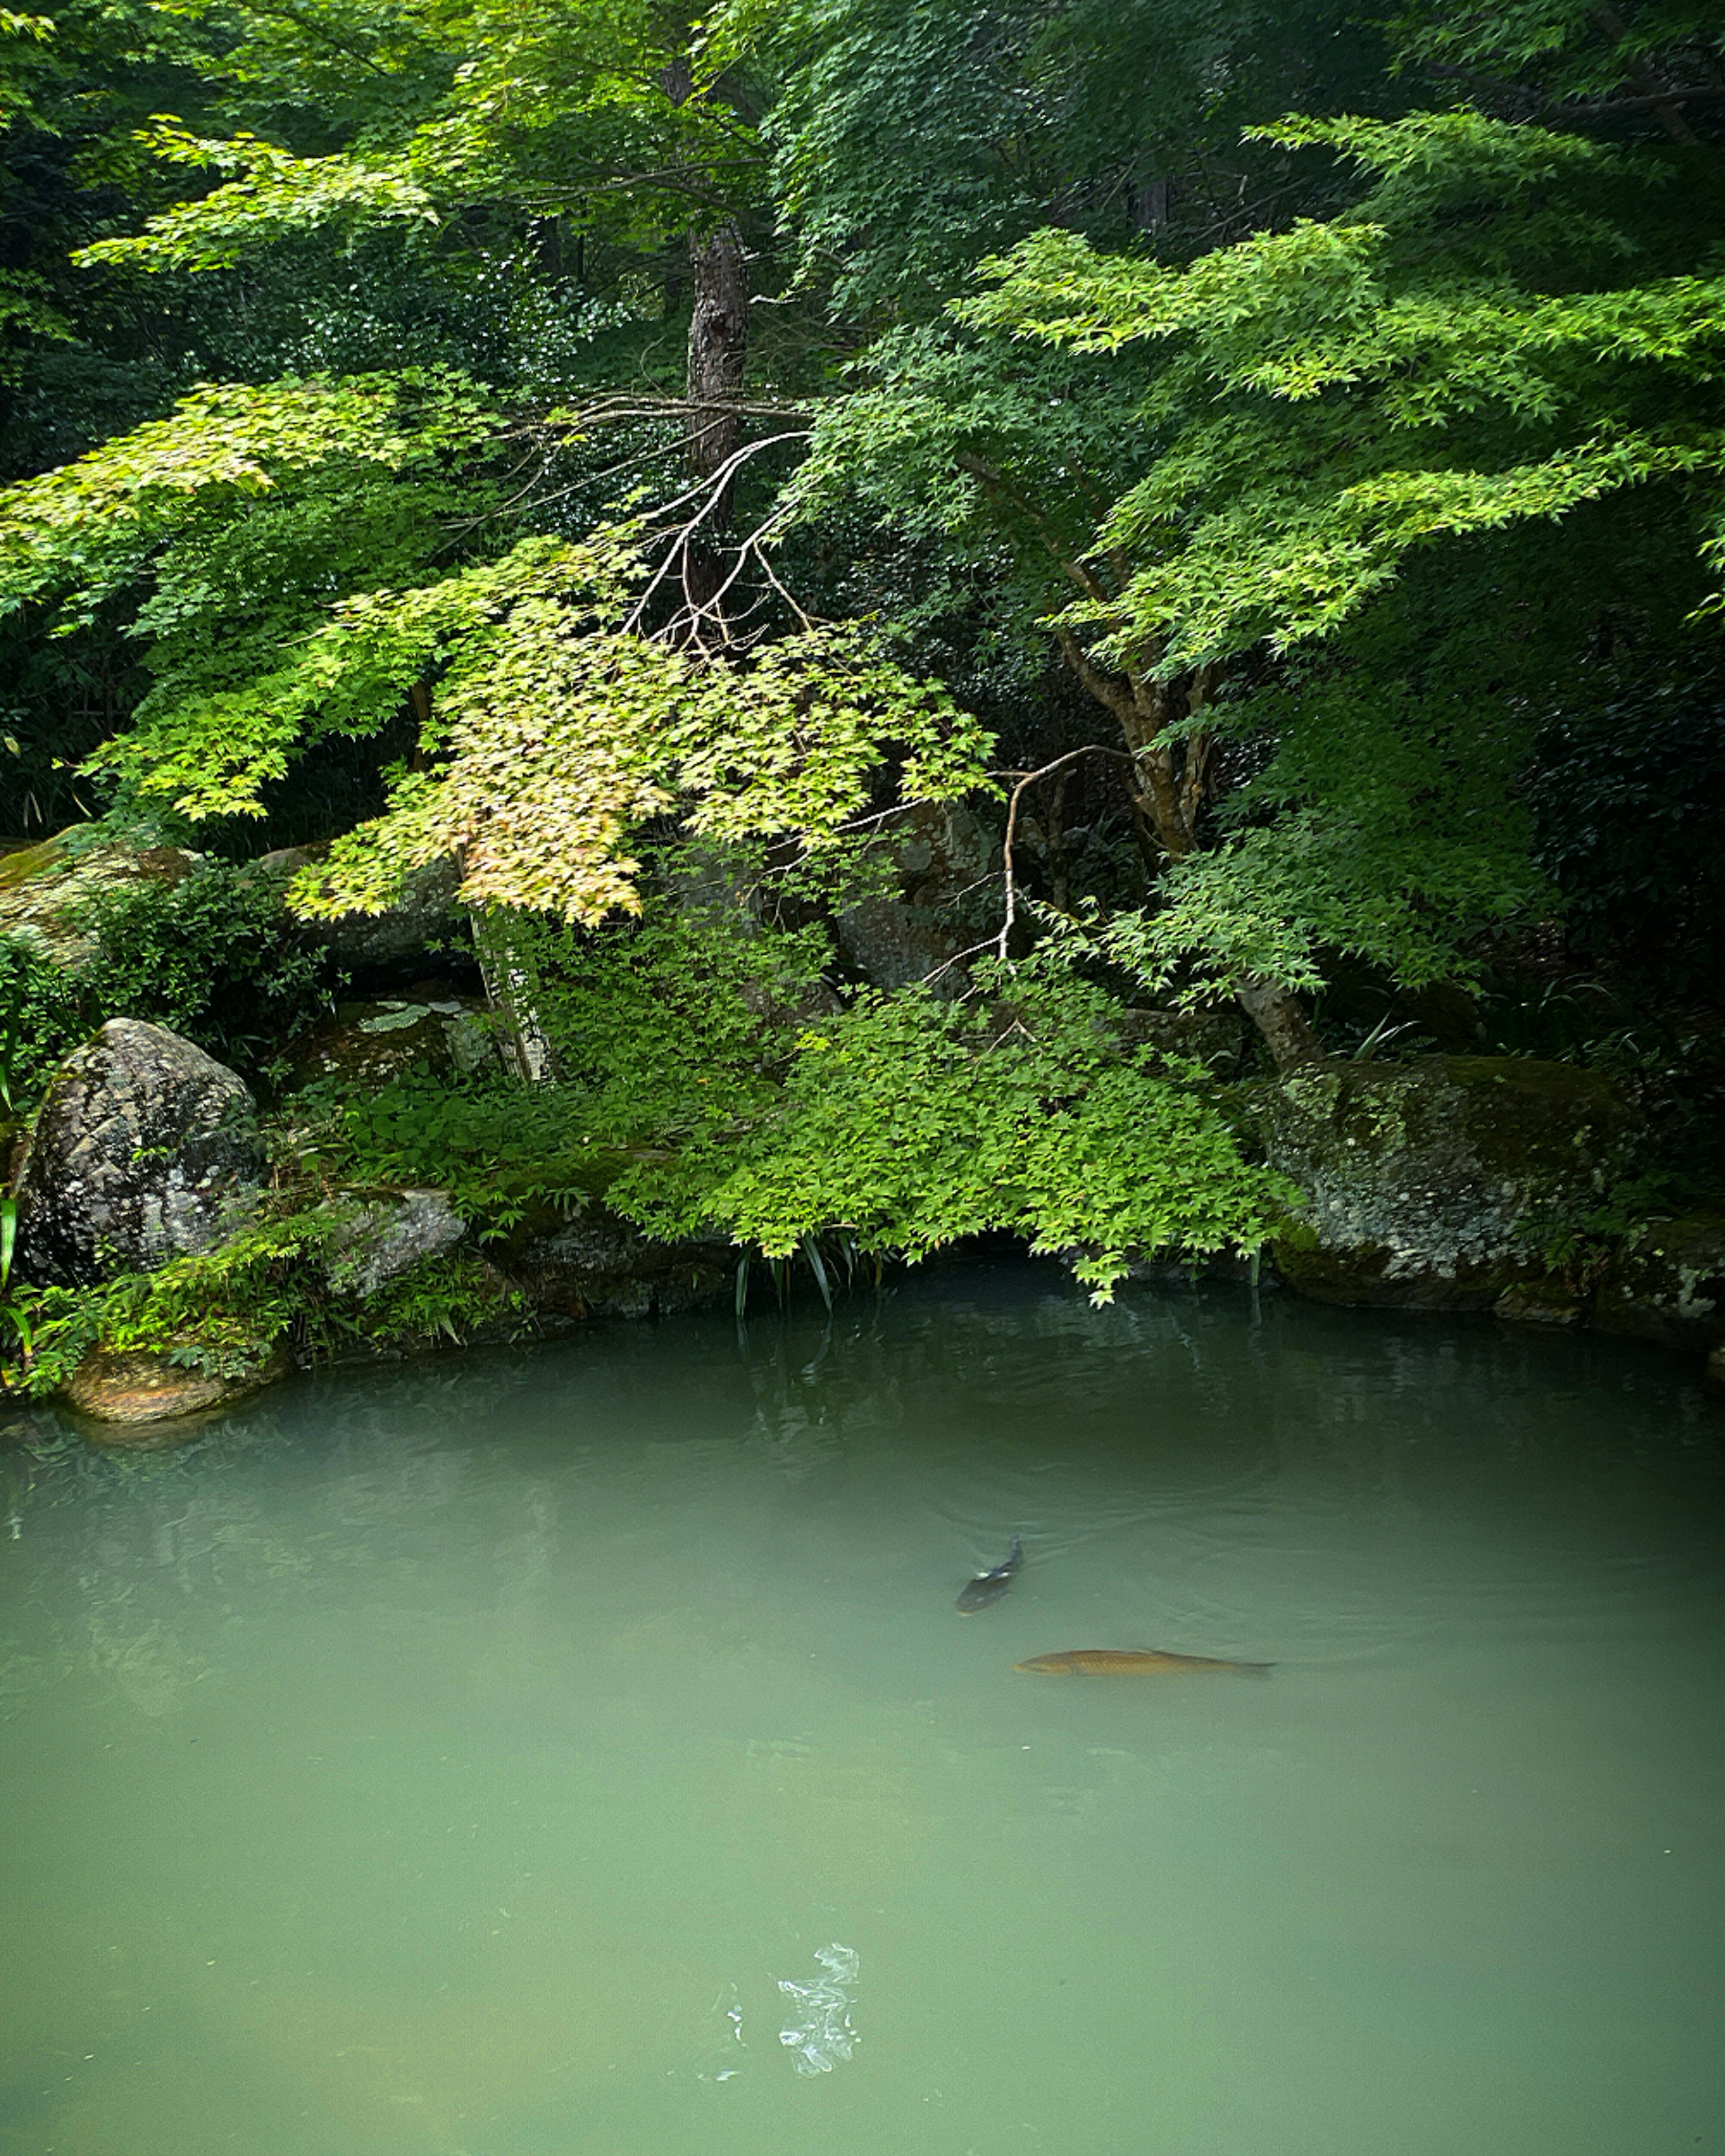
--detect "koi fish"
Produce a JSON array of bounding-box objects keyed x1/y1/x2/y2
[
  {"x1": 956, "y1": 1538, "x2": 1024, "y2": 1613},
  {"x1": 1015, "y1": 1648, "x2": 1272, "y2": 1676}
]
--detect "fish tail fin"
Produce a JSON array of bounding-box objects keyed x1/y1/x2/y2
[
  {"x1": 1236, "y1": 1661, "x2": 1274, "y2": 1678},
  {"x1": 1008, "y1": 1536, "x2": 1023, "y2": 1563}
]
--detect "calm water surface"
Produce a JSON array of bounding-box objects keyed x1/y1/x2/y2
[{"x1": 1, "y1": 1261, "x2": 1722, "y2": 2156}]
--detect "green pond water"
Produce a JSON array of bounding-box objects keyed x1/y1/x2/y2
[{"x1": 2, "y1": 1260, "x2": 1723, "y2": 2156}]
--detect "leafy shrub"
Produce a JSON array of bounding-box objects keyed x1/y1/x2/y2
[
  {"x1": 508, "y1": 884, "x2": 832, "y2": 1145},
  {"x1": 11, "y1": 1206, "x2": 345, "y2": 1393},
  {"x1": 321, "y1": 1078, "x2": 627, "y2": 1237},
  {"x1": 0, "y1": 935, "x2": 92, "y2": 1112},
  {"x1": 6, "y1": 1208, "x2": 529, "y2": 1395},
  {"x1": 354, "y1": 1253, "x2": 527, "y2": 1349},
  {"x1": 618, "y1": 960, "x2": 1298, "y2": 1300},
  {"x1": 81, "y1": 860, "x2": 333, "y2": 1078}
]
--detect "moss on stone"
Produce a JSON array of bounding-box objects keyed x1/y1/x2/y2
[
  {"x1": 1592, "y1": 1205, "x2": 1725, "y2": 1350},
  {"x1": 1257, "y1": 1055, "x2": 1635, "y2": 1310}
]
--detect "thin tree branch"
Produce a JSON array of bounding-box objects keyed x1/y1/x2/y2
[{"x1": 997, "y1": 746, "x2": 1136, "y2": 963}]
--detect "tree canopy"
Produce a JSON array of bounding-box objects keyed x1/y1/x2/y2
[{"x1": 2, "y1": 0, "x2": 1721, "y2": 1286}]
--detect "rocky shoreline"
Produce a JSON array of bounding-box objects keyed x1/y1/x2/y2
[{"x1": 4, "y1": 1012, "x2": 1720, "y2": 1444}]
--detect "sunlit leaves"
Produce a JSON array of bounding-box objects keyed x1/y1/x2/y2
[
  {"x1": 619, "y1": 963, "x2": 1297, "y2": 1298},
  {"x1": 72, "y1": 125, "x2": 436, "y2": 273},
  {"x1": 280, "y1": 564, "x2": 995, "y2": 923},
  {"x1": 962, "y1": 109, "x2": 1725, "y2": 671},
  {"x1": 0, "y1": 368, "x2": 500, "y2": 620}
]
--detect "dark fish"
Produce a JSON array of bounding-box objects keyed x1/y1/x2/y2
[
  {"x1": 956, "y1": 1537, "x2": 1024, "y2": 1613},
  {"x1": 1015, "y1": 1648, "x2": 1273, "y2": 1677}
]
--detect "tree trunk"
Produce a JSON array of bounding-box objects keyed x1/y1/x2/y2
[
  {"x1": 686, "y1": 221, "x2": 749, "y2": 482},
  {"x1": 469, "y1": 908, "x2": 560, "y2": 1084},
  {"x1": 682, "y1": 221, "x2": 750, "y2": 617},
  {"x1": 1234, "y1": 973, "x2": 1322, "y2": 1071},
  {"x1": 1053, "y1": 630, "x2": 1323, "y2": 1067}
]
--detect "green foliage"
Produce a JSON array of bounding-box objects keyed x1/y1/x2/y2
[
  {"x1": 1526, "y1": 669, "x2": 1725, "y2": 991},
  {"x1": 3, "y1": 0, "x2": 1721, "y2": 1202},
  {"x1": 316, "y1": 1078, "x2": 626, "y2": 1238},
  {"x1": 72, "y1": 123, "x2": 438, "y2": 274},
  {"x1": 5, "y1": 1208, "x2": 528, "y2": 1395},
  {"x1": 766, "y1": 0, "x2": 1372, "y2": 315},
  {"x1": 616, "y1": 959, "x2": 1298, "y2": 1300},
  {"x1": 1390, "y1": 1, "x2": 1722, "y2": 120},
  {"x1": 67, "y1": 0, "x2": 772, "y2": 275},
  {"x1": 508, "y1": 881, "x2": 834, "y2": 1144},
  {"x1": 0, "y1": 379, "x2": 991, "y2": 924},
  {"x1": 0, "y1": 857, "x2": 329, "y2": 1118},
  {"x1": 1092, "y1": 669, "x2": 1550, "y2": 995},
  {"x1": 313, "y1": 873, "x2": 836, "y2": 1227},
  {"x1": 12, "y1": 1203, "x2": 339, "y2": 1393},
  {"x1": 274, "y1": 571, "x2": 994, "y2": 926},
  {"x1": 0, "y1": 368, "x2": 499, "y2": 618},
  {"x1": 0, "y1": 933, "x2": 92, "y2": 1106},
  {"x1": 353, "y1": 1251, "x2": 527, "y2": 1351},
  {"x1": 960, "y1": 109, "x2": 1725, "y2": 672},
  {"x1": 80, "y1": 859, "x2": 332, "y2": 1078}
]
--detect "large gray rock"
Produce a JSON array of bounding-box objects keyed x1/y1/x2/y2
[
  {"x1": 508, "y1": 1208, "x2": 732, "y2": 1320},
  {"x1": 262, "y1": 848, "x2": 463, "y2": 976},
  {"x1": 13, "y1": 1020, "x2": 260, "y2": 1286},
  {"x1": 835, "y1": 803, "x2": 999, "y2": 993},
  {"x1": 1259, "y1": 1056, "x2": 1635, "y2": 1311}
]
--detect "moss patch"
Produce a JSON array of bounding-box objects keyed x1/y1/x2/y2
[
  {"x1": 1258, "y1": 1055, "x2": 1636, "y2": 1310},
  {"x1": 1592, "y1": 1205, "x2": 1725, "y2": 1350}
]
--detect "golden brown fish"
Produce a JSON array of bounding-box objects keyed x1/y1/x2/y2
[{"x1": 1015, "y1": 1649, "x2": 1273, "y2": 1677}]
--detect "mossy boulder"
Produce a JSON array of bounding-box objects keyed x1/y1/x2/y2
[
  {"x1": 834, "y1": 802, "x2": 998, "y2": 994},
  {"x1": 1592, "y1": 1207, "x2": 1725, "y2": 1352},
  {"x1": 257, "y1": 847, "x2": 463, "y2": 982},
  {"x1": 1257, "y1": 1056, "x2": 1634, "y2": 1310},
  {"x1": 1492, "y1": 1278, "x2": 1586, "y2": 1328},
  {"x1": 14, "y1": 1020, "x2": 260, "y2": 1287},
  {"x1": 289, "y1": 996, "x2": 500, "y2": 1090},
  {"x1": 0, "y1": 826, "x2": 199, "y2": 972},
  {"x1": 324, "y1": 1187, "x2": 469, "y2": 1298},
  {"x1": 507, "y1": 1207, "x2": 732, "y2": 1321}
]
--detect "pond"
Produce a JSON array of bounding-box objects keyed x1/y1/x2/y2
[{"x1": 2, "y1": 1260, "x2": 1722, "y2": 2156}]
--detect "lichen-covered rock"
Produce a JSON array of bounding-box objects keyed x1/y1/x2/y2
[
  {"x1": 1259, "y1": 1056, "x2": 1634, "y2": 1311},
  {"x1": 328, "y1": 1188, "x2": 467, "y2": 1297},
  {"x1": 1592, "y1": 1207, "x2": 1725, "y2": 1352},
  {"x1": 289, "y1": 995, "x2": 500, "y2": 1090},
  {"x1": 508, "y1": 1207, "x2": 732, "y2": 1320},
  {"x1": 0, "y1": 826, "x2": 199, "y2": 971},
  {"x1": 62, "y1": 1340, "x2": 290, "y2": 1435},
  {"x1": 13, "y1": 1020, "x2": 260, "y2": 1286}
]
